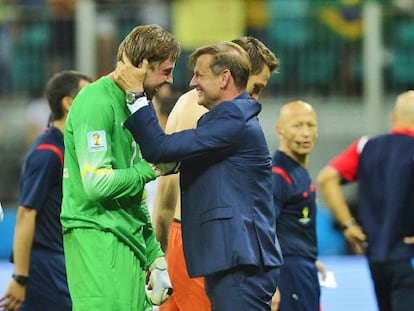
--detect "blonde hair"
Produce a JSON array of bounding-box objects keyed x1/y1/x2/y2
[{"x1": 117, "y1": 24, "x2": 180, "y2": 69}]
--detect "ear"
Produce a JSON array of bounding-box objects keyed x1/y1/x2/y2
[
  {"x1": 61, "y1": 96, "x2": 73, "y2": 114},
  {"x1": 276, "y1": 125, "x2": 286, "y2": 142},
  {"x1": 220, "y1": 69, "x2": 231, "y2": 89},
  {"x1": 275, "y1": 125, "x2": 283, "y2": 135},
  {"x1": 390, "y1": 111, "x2": 396, "y2": 124}
]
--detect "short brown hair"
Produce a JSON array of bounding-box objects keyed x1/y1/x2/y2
[
  {"x1": 117, "y1": 24, "x2": 181, "y2": 69},
  {"x1": 188, "y1": 42, "x2": 251, "y2": 90},
  {"x1": 46, "y1": 71, "x2": 93, "y2": 121},
  {"x1": 232, "y1": 36, "x2": 279, "y2": 74}
]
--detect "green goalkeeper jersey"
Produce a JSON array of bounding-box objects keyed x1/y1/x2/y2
[{"x1": 61, "y1": 76, "x2": 163, "y2": 267}]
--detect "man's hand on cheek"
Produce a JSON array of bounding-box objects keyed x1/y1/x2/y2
[{"x1": 114, "y1": 54, "x2": 148, "y2": 92}]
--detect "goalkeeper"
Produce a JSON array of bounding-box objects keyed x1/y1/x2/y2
[{"x1": 61, "y1": 24, "x2": 179, "y2": 310}]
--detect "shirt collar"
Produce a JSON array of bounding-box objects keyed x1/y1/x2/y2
[
  {"x1": 235, "y1": 92, "x2": 250, "y2": 100},
  {"x1": 391, "y1": 126, "x2": 414, "y2": 137}
]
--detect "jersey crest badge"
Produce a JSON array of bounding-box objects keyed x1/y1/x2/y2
[
  {"x1": 299, "y1": 206, "x2": 311, "y2": 224},
  {"x1": 87, "y1": 131, "x2": 107, "y2": 152}
]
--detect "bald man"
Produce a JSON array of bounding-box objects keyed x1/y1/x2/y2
[
  {"x1": 317, "y1": 91, "x2": 414, "y2": 311},
  {"x1": 272, "y1": 101, "x2": 325, "y2": 311}
]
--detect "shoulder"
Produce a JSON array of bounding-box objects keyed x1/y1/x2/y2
[
  {"x1": 73, "y1": 77, "x2": 119, "y2": 110},
  {"x1": 223, "y1": 97, "x2": 260, "y2": 120},
  {"x1": 26, "y1": 145, "x2": 63, "y2": 170},
  {"x1": 272, "y1": 152, "x2": 294, "y2": 184},
  {"x1": 33, "y1": 130, "x2": 64, "y2": 164},
  {"x1": 69, "y1": 78, "x2": 122, "y2": 126},
  {"x1": 166, "y1": 89, "x2": 207, "y2": 132}
]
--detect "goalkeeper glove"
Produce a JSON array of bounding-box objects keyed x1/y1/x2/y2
[
  {"x1": 148, "y1": 257, "x2": 173, "y2": 305},
  {"x1": 151, "y1": 162, "x2": 180, "y2": 177}
]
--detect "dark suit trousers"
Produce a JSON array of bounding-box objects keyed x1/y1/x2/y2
[
  {"x1": 204, "y1": 265, "x2": 280, "y2": 311},
  {"x1": 369, "y1": 259, "x2": 414, "y2": 311}
]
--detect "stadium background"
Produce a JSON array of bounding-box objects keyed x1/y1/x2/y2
[{"x1": 0, "y1": 0, "x2": 412, "y2": 309}]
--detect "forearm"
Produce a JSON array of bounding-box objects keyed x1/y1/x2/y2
[
  {"x1": 318, "y1": 167, "x2": 354, "y2": 226},
  {"x1": 154, "y1": 211, "x2": 175, "y2": 252},
  {"x1": 152, "y1": 175, "x2": 179, "y2": 252},
  {"x1": 13, "y1": 207, "x2": 36, "y2": 276},
  {"x1": 322, "y1": 182, "x2": 353, "y2": 225},
  {"x1": 142, "y1": 202, "x2": 165, "y2": 266},
  {"x1": 82, "y1": 161, "x2": 156, "y2": 201}
]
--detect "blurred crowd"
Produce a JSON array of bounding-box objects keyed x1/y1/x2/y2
[
  {"x1": 0, "y1": 0, "x2": 413, "y2": 207},
  {"x1": 0, "y1": 0, "x2": 413, "y2": 100}
]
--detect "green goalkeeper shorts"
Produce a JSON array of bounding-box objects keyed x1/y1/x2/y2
[{"x1": 63, "y1": 229, "x2": 152, "y2": 311}]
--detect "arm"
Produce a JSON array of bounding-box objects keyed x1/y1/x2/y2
[
  {"x1": 152, "y1": 90, "x2": 207, "y2": 251},
  {"x1": 123, "y1": 103, "x2": 244, "y2": 164},
  {"x1": 68, "y1": 87, "x2": 157, "y2": 201},
  {"x1": 141, "y1": 200, "x2": 165, "y2": 265},
  {"x1": 317, "y1": 166, "x2": 366, "y2": 254},
  {"x1": 0, "y1": 206, "x2": 36, "y2": 310},
  {"x1": 271, "y1": 288, "x2": 280, "y2": 311},
  {"x1": 152, "y1": 174, "x2": 179, "y2": 252},
  {"x1": 315, "y1": 259, "x2": 327, "y2": 280},
  {"x1": 403, "y1": 236, "x2": 414, "y2": 244}
]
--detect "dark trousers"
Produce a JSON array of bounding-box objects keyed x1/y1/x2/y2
[
  {"x1": 277, "y1": 256, "x2": 320, "y2": 311},
  {"x1": 20, "y1": 247, "x2": 72, "y2": 311},
  {"x1": 369, "y1": 259, "x2": 414, "y2": 311},
  {"x1": 204, "y1": 265, "x2": 280, "y2": 311}
]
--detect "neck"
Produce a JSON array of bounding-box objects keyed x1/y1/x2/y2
[
  {"x1": 209, "y1": 91, "x2": 242, "y2": 110},
  {"x1": 52, "y1": 119, "x2": 65, "y2": 134},
  {"x1": 280, "y1": 148, "x2": 308, "y2": 167}
]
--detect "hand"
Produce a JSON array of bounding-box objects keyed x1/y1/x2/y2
[
  {"x1": 147, "y1": 257, "x2": 173, "y2": 306},
  {"x1": 404, "y1": 236, "x2": 414, "y2": 244},
  {"x1": 152, "y1": 162, "x2": 180, "y2": 177},
  {"x1": 271, "y1": 288, "x2": 280, "y2": 311},
  {"x1": 343, "y1": 224, "x2": 367, "y2": 254},
  {"x1": 113, "y1": 53, "x2": 148, "y2": 93},
  {"x1": 315, "y1": 259, "x2": 327, "y2": 280},
  {"x1": 0, "y1": 279, "x2": 26, "y2": 310}
]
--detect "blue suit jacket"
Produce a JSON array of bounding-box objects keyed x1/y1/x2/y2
[{"x1": 124, "y1": 92, "x2": 283, "y2": 277}]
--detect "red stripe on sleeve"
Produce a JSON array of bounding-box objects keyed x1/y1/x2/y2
[
  {"x1": 36, "y1": 143, "x2": 64, "y2": 166},
  {"x1": 272, "y1": 166, "x2": 293, "y2": 185}
]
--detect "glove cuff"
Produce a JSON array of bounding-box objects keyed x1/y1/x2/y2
[{"x1": 150, "y1": 257, "x2": 167, "y2": 271}]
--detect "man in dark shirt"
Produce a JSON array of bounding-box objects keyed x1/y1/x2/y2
[
  {"x1": 272, "y1": 100, "x2": 326, "y2": 311},
  {"x1": 318, "y1": 91, "x2": 414, "y2": 311},
  {"x1": 0, "y1": 71, "x2": 92, "y2": 311}
]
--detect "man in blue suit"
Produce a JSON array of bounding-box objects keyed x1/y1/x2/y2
[{"x1": 116, "y1": 41, "x2": 283, "y2": 310}]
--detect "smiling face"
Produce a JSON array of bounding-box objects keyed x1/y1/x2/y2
[
  {"x1": 276, "y1": 101, "x2": 318, "y2": 166},
  {"x1": 144, "y1": 57, "x2": 175, "y2": 99},
  {"x1": 189, "y1": 54, "x2": 223, "y2": 110}
]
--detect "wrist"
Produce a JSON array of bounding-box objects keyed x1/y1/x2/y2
[
  {"x1": 126, "y1": 93, "x2": 148, "y2": 114},
  {"x1": 341, "y1": 217, "x2": 356, "y2": 231},
  {"x1": 150, "y1": 164, "x2": 162, "y2": 178},
  {"x1": 150, "y1": 256, "x2": 168, "y2": 271},
  {"x1": 12, "y1": 274, "x2": 29, "y2": 286},
  {"x1": 125, "y1": 91, "x2": 146, "y2": 105}
]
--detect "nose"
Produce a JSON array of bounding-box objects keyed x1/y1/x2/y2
[
  {"x1": 166, "y1": 72, "x2": 173, "y2": 84},
  {"x1": 189, "y1": 75, "x2": 197, "y2": 88},
  {"x1": 302, "y1": 126, "x2": 311, "y2": 137}
]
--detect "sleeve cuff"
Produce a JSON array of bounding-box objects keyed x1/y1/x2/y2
[{"x1": 127, "y1": 96, "x2": 149, "y2": 114}]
